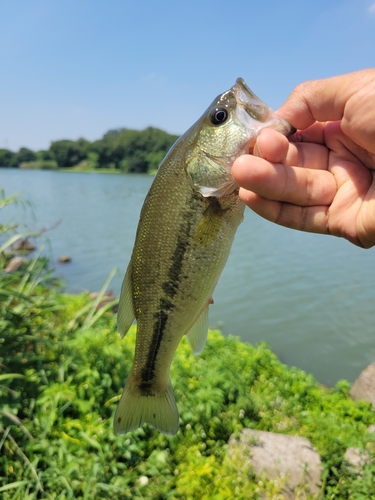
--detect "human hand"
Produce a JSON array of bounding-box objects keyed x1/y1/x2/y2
[{"x1": 232, "y1": 69, "x2": 375, "y2": 248}]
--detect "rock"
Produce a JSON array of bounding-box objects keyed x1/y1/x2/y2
[
  {"x1": 14, "y1": 238, "x2": 36, "y2": 251},
  {"x1": 89, "y1": 291, "x2": 116, "y2": 301},
  {"x1": 58, "y1": 255, "x2": 72, "y2": 263},
  {"x1": 227, "y1": 429, "x2": 322, "y2": 499},
  {"x1": 343, "y1": 447, "x2": 372, "y2": 474},
  {"x1": 4, "y1": 256, "x2": 28, "y2": 272},
  {"x1": 89, "y1": 291, "x2": 118, "y2": 310},
  {"x1": 350, "y1": 363, "x2": 375, "y2": 409}
]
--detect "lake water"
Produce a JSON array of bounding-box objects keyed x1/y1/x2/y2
[{"x1": 2, "y1": 168, "x2": 375, "y2": 386}]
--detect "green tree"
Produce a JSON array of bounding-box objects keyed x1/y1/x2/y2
[
  {"x1": 3, "y1": 127, "x2": 178, "y2": 172},
  {"x1": 17, "y1": 147, "x2": 37, "y2": 164},
  {"x1": 76, "y1": 137, "x2": 90, "y2": 157},
  {"x1": 119, "y1": 151, "x2": 149, "y2": 173},
  {"x1": 50, "y1": 140, "x2": 87, "y2": 168},
  {"x1": 88, "y1": 127, "x2": 178, "y2": 172},
  {"x1": 0, "y1": 148, "x2": 17, "y2": 167},
  {"x1": 36, "y1": 149, "x2": 55, "y2": 161},
  {"x1": 111, "y1": 127, "x2": 178, "y2": 173},
  {"x1": 90, "y1": 136, "x2": 117, "y2": 168}
]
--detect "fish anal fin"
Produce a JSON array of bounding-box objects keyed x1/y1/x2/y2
[
  {"x1": 114, "y1": 378, "x2": 179, "y2": 436},
  {"x1": 117, "y1": 265, "x2": 135, "y2": 338},
  {"x1": 186, "y1": 305, "x2": 209, "y2": 355}
]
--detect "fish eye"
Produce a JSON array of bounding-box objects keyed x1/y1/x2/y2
[{"x1": 209, "y1": 107, "x2": 228, "y2": 125}]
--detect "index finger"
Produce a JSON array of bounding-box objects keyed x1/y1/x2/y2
[{"x1": 276, "y1": 69, "x2": 375, "y2": 130}]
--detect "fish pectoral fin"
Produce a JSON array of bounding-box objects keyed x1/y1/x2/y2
[
  {"x1": 187, "y1": 154, "x2": 238, "y2": 198},
  {"x1": 114, "y1": 377, "x2": 179, "y2": 436},
  {"x1": 194, "y1": 198, "x2": 229, "y2": 247},
  {"x1": 117, "y1": 266, "x2": 135, "y2": 338},
  {"x1": 185, "y1": 305, "x2": 209, "y2": 355}
]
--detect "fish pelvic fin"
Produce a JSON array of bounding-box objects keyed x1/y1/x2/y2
[
  {"x1": 117, "y1": 265, "x2": 135, "y2": 338},
  {"x1": 186, "y1": 304, "x2": 209, "y2": 354},
  {"x1": 114, "y1": 378, "x2": 179, "y2": 436}
]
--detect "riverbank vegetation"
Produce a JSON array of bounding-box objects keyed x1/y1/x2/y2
[
  {"x1": 2, "y1": 190, "x2": 375, "y2": 499},
  {"x1": 0, "y1": 127, "x2": 179, "y2": 174}
]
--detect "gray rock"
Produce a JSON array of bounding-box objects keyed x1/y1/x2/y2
[
  {"x1": 343, "y1": 447, "x2": 371, "y2": 474},
  {"x1": 228, "y1": 429, "x2": 322, "y2": 499},
  {"x1": 14, "y1": 238, "x2": 36, "y2": 251},
  {"x1": 58, "y1": 255, "x2": 72, "y2": 263},
  {"x1": 4, "y1": 256, "x2": 28, "y2": 272},
  {"x1": 350, "y1": 363, "x2": 375, "y2": 409}
]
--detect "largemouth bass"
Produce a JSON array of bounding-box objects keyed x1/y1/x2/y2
[{"x1": 115, "y1": 78, "x2": 293, "y2": 435}]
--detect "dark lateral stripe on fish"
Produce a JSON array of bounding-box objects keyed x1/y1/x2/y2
[
  {"x1": 162, "y1": 231, "x2": 190, "y2": 298},
  {"x1": 139, "y1": 216, "x2": 193, "y2": 393},
  {"x1": 139, "y1": 300, "x2": 172, "y2": 394},
  {"x1": 164, "y1": 206, "x2": 194, "y2": 298}
]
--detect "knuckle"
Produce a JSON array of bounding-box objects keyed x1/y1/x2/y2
[{"x1": 304, "y1": 170, "x2": 314, "y2": 205}]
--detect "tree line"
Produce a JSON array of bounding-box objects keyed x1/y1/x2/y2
[{"x1": 0, "y1": 127, "x2": 179, "y2": 173}]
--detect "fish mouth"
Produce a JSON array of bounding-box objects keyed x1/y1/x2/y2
[
  {"x1": 233, "y1": 77, "x2": 295, "y2": 137},
  {"x1": 232, "y1": 77, "x2": 272, "y2": 123},
  {"x1": 234, "y1": 77, "x2": 261, "y2": 103}
]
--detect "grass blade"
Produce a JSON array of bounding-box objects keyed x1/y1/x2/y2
[{"x1": 80, "y1": 267, "x2": 119, "y2": 330}]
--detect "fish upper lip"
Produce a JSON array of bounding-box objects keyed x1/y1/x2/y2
[
  {"x1": 233, "y1": 77, "x2": 294, "y2": 135},
  {"x1": 232, "y1": 77, "x2": 272, "y2": 123},
  {"x1": 233, "y1": 77, "x2": 260, "y2": 104},
  {"x1": 234, "y1": 77, "x2": 253, "y2": 95}
]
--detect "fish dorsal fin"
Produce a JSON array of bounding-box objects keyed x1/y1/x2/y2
[
  {"x1": 117, "y1": 266, "x2": 135, "y2": 338},
  {"x1": 186, "y1": 154, "x2": 238, "y2": 198},
  {"x1": 185, "y1": 305, "x2": 209, "y2": 354}
]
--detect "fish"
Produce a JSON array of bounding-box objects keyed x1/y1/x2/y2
[{"x1": 115, "y1": 78, "x2": 293, "y2": 435}]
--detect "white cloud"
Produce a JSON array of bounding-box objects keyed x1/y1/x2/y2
[{"x1": 369, "y1": 3, "x2": 375, "y2": 14}]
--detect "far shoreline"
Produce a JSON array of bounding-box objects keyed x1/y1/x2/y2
[{"x1": 0, "y1": 164, "x2": 157, "y2": 175}]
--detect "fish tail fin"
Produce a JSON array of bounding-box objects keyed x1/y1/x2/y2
[{"x1": 114, "y1": 377, "x2": 179, "y2": 436}]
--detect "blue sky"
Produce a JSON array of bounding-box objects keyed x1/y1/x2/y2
[{"x1": 1, "y1": 0, "x2": 375, "y2": 152}]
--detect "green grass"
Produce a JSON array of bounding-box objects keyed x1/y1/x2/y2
[
  {"x1": 2, "y1": 316, "x2": 375, "y2": 499},
  {"x1": 19, "y1": 161, "x2": 58, "y2": 170},
  {"x1": 57, "y1": 164, "x2": 120, "y2": 174}
]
